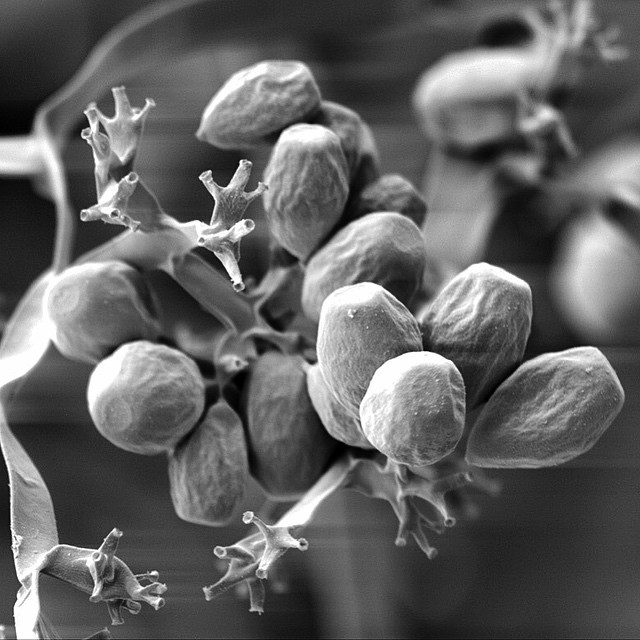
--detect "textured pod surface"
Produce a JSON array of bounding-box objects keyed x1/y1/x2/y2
[
  {"x1": 196, "y1": 59, "x2": 321, "y2": 149},
  {"x1": 241, "y1": 351, "x2": 339, "y2": 501},
  {"x1": 310, "y1": 100, "x2": 380, "y2": 185},
  {"x1": 346, "y1": 173, "x2": 428, "y2": 228},
  {"x1": 317, "y1": 282, "x2": 422, "y2": 416},
  {"x1": 262, "y1": 123, "x2": 349, "y2": 261},
  {"x1": 306, "y1": 363, "x2": 373, "y2": 449},
  {"x1": 360, "y1": 351, "x2": 465, "y2": 466},
  {"x1": 43, "y1": 260, "x2": 161, "y2": 364},
  {"x1": 302, "y1": 212, "x2": 427, "y2": 322},
  {"x1": 420, "y1": 262, "x2": 532, "y2": 408},
  {"x1": 466, "y1": 346, "x2": 625, "y2": 468},
  {"x1": 87, "y1": 340, "x2": 205, "y2": 455},
  {"x1": 168, "y1": 399, "x2": 248, "y2": 526}
]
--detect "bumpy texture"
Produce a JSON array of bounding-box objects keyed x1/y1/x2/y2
[
  {"x1": 317, "y1": 282, "x2": 423, "y2": 416},
  {"x1": 419, "y1": 262, "x2": 532, "y2": 408},
  {"x1": 360, "y1": 351, "x2": 465, "y2": 466},
  {"x1": 346, "y1": 173, "x2": 428, "y2": 228},
  {"x1": 301, "y1": 212, "x2": 427, "y2": 322},
  {"x1": 196, "y1": 60, "x2": 321, "y2": 149},
  {"x1": 168, "y1": 400, "x2": 248, "y2": 526},
  {"x1": 87, "y1": 340, "x2": 205, "y2": 455},
  {"x1": 43, "y1": 260, "x2": 161, "y2": 364},
  {"x1": 306, "y1": 363, "x2": 373, "y2": 449},
  {"x1": 310, "y1": 100, "x2": 380, "y2": 187},
  {"x1": 465, "y1": 346, "x2": 625, "y2": 468},
  {"x1": 241, "y1": 351, "x2": 339, "y2": 501},
  {"x1": 262, "y1": 123, "x2": 349, "y2": 261}
]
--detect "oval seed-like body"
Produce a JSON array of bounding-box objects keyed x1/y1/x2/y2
[
  {"x1": 317, "y1": 282, "x2": 423, "y2": 416},
  {"x1": 168, "y1": 399, "x2": 248, "y2": 526},
  {"x1": 306, "y1": 363, "x2": 373, "y2": 449},
  {"x1": 302, "y1": 212, "x2": 427, "y2": 322},
  {"x1": 196, "y1": 60, "x2": 321, "y2": 149},
  {"x1": 87, "y1": 340, "x2": 205, "y2": 455},
  {"x1": 419, "y1": 262, "x2": 532, "y2": 408},
  {"x1": 345, "y1": 173, "x2": 427, "y2": 228},
  {"x1": 310, "y1": 100, "x2": 380, "y2": 188},
  {"x1": 242, "y1": 351, "x2": 339, "y2": 501},
  {"x1": 360, "y1": 351, "x2": 465, "y2": 466},
  {"x1": 43, "y1": 260, "x2": 161, "y2": 364},
  {"x1": 465, "y1": 346, "x2": 625, "y2": 468},
  {"x1": 262, "y1": 123, "x2": 349, "y2": 261}
]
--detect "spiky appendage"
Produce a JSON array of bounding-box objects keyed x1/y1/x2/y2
[
  {"x1": 81, "y1": 87, "x2": 179, "y2": 234},
  {"x1": 83, "y1": 86, "x2": 155, "y2": 171},
  {"x1": 203, "y1": 452, "x2": 498, "y2": 613},
  {"x1": 343, "y1": 457, "x2": 473, "y2": 558},
  {"x1": 203, "y1": 512, "x2": 307, "y2": 614},
  {"x1": 196, "y1": 160, "x2": 267, "y2": 291},
  {"x1": 39, "y1": 528, "x2": 166, "y2": 626},
  {"x1": 80, "y1": 172, "x2": 141, "y2": 231}
]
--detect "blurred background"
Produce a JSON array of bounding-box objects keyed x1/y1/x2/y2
[{"x1": 3, "y1": 0, "x2": 640, "y2": 637}]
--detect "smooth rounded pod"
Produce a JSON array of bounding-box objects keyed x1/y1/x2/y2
[
  {"x1": 196, "y1": 59, "x2": 321, "y2": 149},
  {"x1": 465, "y1": 346, "x2": 625, "y2": 468},
  {"x1": 317, "y1": 282, "x2": 422, "y2": 416},
  {"x1": 306, "y1": 363, "x2": 373, "y2": 449},
  {"x1": 241, "y1": 351, "x2": 339, "y2": 501},
  {"x1": 345, "y1": 173, "x2": 427, "y2": 228},
  {"x1": 262, "y1": 123, "x2": 349, "y2": 261},
  {"x1": 302, "y1": 212, "x2": 427, "y2": 322},
  {"x1": 360, "y1": 351, "x2": 466, "y2": 466},
  {"x1": 310, "y1": 100, "x2": 380, "y2": 188},
  {"x1": 419, "y1": 262, "x2": 532, "y2": 408},
  {"x1": 87, "y1": 340, "x2": 205, "y2": 455},
  {"x1": 43, "y1": 260, "x2": 161, "y2": 364},
  {"x1": 168, "y1": 399, "x2": 248, "y2": 526}
]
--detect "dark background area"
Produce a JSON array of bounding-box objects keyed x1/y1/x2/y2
[{"x1": 3, "y1": 1, "x2": 640, "y2": 637}]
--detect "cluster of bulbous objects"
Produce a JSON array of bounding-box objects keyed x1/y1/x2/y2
[{"x1": 42, "y1": 59, "x2": 625, "y2": 537}]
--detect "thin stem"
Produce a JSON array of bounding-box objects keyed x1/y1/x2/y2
[{"x1": 0, "y1": 137, "x2": 44, "y2": 176}]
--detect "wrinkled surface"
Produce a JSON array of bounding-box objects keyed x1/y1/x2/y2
[
  {"x1": 317, "y1": 282, "x2": 422, "y2": 416},
  {"x1": 241, "y1": 351, "x2": 339, "y2": 501},
  {"x1": 420, "y1": 262, "x2": 532, "y2": 408},
  {"x1": 43, "y1": 260, "x2": 161, "y2": 364},
  {"x1": 168, "y1": 400, "x2": 248, "y2": 526},
  {"x1": 310, "y1": 100, "x2": 380, "y2": 185},
  {"x1": 302, "y1": 212, "x2": 427, "y2": 322},
  {"x1": 360, "y1": 351, "x2": 465, "y2": 466},
  {"x1": 197, "y1": 60, "x2": 321, "y2": 149},
  {"x1": 346, "y1": 173, "x2": 427, "y2": 228},
  {"x1": 466, "y1": 346, "x2": 625, "y2": 468},
  {"x1": 262, "y1": 123, "x2": 349, "y2": 261},
  {"x1": 306, "y1": 363, "x2": 373, "y2": 449},
  {"x1": 87, "y1": 340, "x2": 205, "y2": 455}
]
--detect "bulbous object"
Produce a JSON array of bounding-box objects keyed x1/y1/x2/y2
[
  {"x1": 196, "y1": 59, "x2": 321, "y2": 149},
  {"x1": 302, "y1": 212, "x2": 427, "y2": 323},
  {"x1": 241, "y1": 351, "x2": 339, "y2": 501},
  {"x1": 466, "y1": 346, "x2": 625, "y2": 468},
  {"x1": 43, "y1": 260, "x2": 161, "y2": 365},
  {"x1": 168, "y1": 399, "x2": 248, "y2": 526},
  {"x1": 310, "y1": 100, "x2": 380, "y2": 189},
  {"x1": 419, "y1": 262, "x2": 532, "y2": 408},
  {"x1": 345, "y1": 173, "x2": 427, "y2": 228},
  {"x1": 317, "y1": 282, "x2": 422, "y2": 416},
  {"x1": 306, "y1": 363, "x2": 373, "y2": 449},
  {"x1": 87, "y1": 340, "x2": 205, "y2": 455},
  {"x1": 262, "y1": 123, "x2": 349, "y2": 261},
  {"x1": 360, "y1": 351, "x2": 465, "y2": 466}
]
